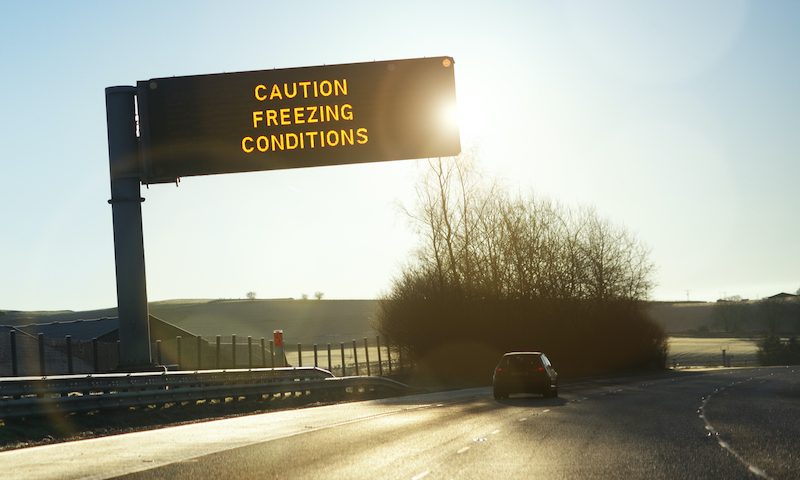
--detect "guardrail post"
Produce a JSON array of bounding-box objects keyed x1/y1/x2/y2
[
  {"x1": 248, "y1": 336, "x2": 253, "y2": 370},
  {"x1": 340, "y1": 342, "x2": 346, "y2": 376},
  {"x1": 176, "y1": 336, "x2": 183, "y2": 370},
  {"x1": 364, "y1": 337, "x2": 371, "y2": 376},
  {"x1": 352, "y1": 339, "x2": 359, "y2": 376},
  {"x1": 38, "y1": 333, "x2": 46, "y2": 376},
  {"x1": 261, "y1": 337, "x2": 267, "y2": 368},
  {"x1": 327, "y1": 343, "x2": 332, "y2": 371},
  {"x1": 10, "y1": 330, "x2": 18, "y2": 376},
  {"x1": 232, "y1": 335, "x2": 237, "y2": 368},
  {"x1": 93, "y1": 338, "x2": 99, "y2": 373},
  {"x1": 269, "y1": 340, "x2": 275, "y2": 369},
  {"x1": 376, "y1": 336, "x2": 383, "y2": 376},
  {"x1": 297, "y1": 343, "x2": 303, "y2": 367},
  {"x1": 156, "y1": 339, "x2": 162, "y2": 365},
  {"x1": 215, "y1": 335, "x2": 221, "y2": 368},
  {"x1": 313, "y1": 344, "x2": 318, "y2": 367},
  {"x1": 387, "y1": 341, "x2": 392, "y2": 374},
  {"x1": 66, "y1": 335, "x2": 74, "y2": 374},
  {"x1": 196, "y1": 336, "x2": 202, "y2": 370}
]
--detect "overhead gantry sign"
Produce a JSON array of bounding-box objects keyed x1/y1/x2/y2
[{"x1": 137, "y1": 56, "x2": 461, "y2": 183}]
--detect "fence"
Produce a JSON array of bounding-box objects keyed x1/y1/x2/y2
[{"x1": 1, "y1": 331, "x2": 411, "y2": 378}]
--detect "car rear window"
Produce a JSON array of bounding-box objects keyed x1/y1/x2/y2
[{"x1": 503, "y1": 354, "x2": 543, "y2": 371}]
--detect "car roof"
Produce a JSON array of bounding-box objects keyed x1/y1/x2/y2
[{"x1": 502, "y1": 351, "x2": 543, "y2": 356}]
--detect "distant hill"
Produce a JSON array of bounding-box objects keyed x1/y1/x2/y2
[
  {"x1": 2, "y1": 299, "x2": 720, "y2": 342},
  {"x1": 1, "y1": 299, "x2": 381, "y2": 345},
  {"x1": 149, "y1": 299, "x2": 381, "y2": 344},
  {"x1": 645, "y1": 301, "x2": 716, "y2": 333}
]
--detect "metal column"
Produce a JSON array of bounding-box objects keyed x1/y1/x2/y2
[{"x1": 105, "y1": 86, "x2": 153, "y2": 371}]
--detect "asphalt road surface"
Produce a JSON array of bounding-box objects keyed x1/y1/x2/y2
[{"x1": 3, "y1": 366, "x2": 799, "y2": 479}]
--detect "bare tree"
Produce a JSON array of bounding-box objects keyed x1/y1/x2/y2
[
  {"x1": 403, "y1": 155, "x2": 653, "y2": 303},
  {"x1": 314, "y1": 291, "x2": 324, "y2": 300},
  {"x1": 246, "y1": 291, "x2": 257, "y2": 300}
]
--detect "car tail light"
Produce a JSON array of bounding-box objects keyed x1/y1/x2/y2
[
  {"x1": 495, "y1": 367, "x2": 503, "y2": 374},
  {"x1": 537, "y1": 367, "x2": 545, "y2": 372}
]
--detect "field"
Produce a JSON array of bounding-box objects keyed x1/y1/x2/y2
[{"x1": 667, "y1": 336, "x2": 760, "y2": 367}]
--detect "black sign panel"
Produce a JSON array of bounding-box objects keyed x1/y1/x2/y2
[{"x1": 136, "y1": 57, "x2": 460, "y2": 183}]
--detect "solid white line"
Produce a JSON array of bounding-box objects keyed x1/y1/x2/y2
[
  {"x1": 699, "y1": 378, "x2": 774, "y2": 480},
  {"x1": 457, "y1": 446, "x2": 470, "y2": 454}
]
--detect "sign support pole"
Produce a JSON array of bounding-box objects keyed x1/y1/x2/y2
[{"x1": 105, "y1": 86, "x2": 153, "y2": 371}]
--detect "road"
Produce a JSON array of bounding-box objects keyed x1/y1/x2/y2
[{"x1": 2, "y1": 366, "x2": 799, "y2": 479}]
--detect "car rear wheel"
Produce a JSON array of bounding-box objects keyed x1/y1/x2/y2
[
  {"x1": 493, "y1": 388, "x2": 507, "y2": 400},
  {"x1": 545, "y1": 384, "x2": 558, "y2": 398}
]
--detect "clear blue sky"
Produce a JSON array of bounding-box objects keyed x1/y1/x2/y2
[{"x1": 1, "y1": 1, "x2": 798, "y2": 311}]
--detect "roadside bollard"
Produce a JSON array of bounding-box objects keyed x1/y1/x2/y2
[
  {"x1": 314, "y1": 344, "x2": 318, "y2": 368},
  {"x1": 327, "y1": 343, "x2": 332, "y2": 371},
  {"x1": 156, "y1": 339, "x2": 162, "y2": 365}
]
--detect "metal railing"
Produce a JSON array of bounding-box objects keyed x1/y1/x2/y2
[{"x1": 0, "y1": 367, "x2": 413, "y2": 419}]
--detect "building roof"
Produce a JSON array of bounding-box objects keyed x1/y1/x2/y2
[
  {"x1": 767, "y1": 292, "x2": 798, "y2": 300},
  {"x1": 0, "y1": 315, "x2": 196, "y2": 341}
]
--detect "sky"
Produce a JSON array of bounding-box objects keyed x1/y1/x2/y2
[{"x1": 1, "y1": 0, "x2": 798, "y2": 311}]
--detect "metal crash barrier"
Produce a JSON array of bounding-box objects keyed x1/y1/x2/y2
[{"x1": 0, "y1": 367, "x2": 413, "y2": 419}]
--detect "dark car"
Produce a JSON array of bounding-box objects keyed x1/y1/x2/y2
[{"x1": 492, "y1": 351, "x2": 558, "y2": 399}]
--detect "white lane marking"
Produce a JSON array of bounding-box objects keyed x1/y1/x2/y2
[
  {"x1": 698, "y1": 376, "x2": 774, "y2": 480},
  {"x1": 491, "y1": 429, "x2": 501, "y2": 435},
  {"x1": 457, "y1": 446, "x2": 470, "y2": 454},
  {"x1": 750, "y1": 466, "x2": 769, "y2": 477},
  {"x1": 411, "y1": 470, "x2": 430, "y2": 480},
  {"x1": 542, "y1": 409, "x2": 550, "y2": 413},
  {"x1": 519, "y1": 417, "x2": 528, "y2": 422}
]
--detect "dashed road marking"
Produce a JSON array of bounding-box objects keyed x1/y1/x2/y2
[
  {"x1": 411, "y1": 470, "x2": 430, "y2": 480},
  {"x1": 457, "y1": 446, "x2": 470, "y2": 454}
]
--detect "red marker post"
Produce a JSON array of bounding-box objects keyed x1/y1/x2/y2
[{"x1": 273, "y1": 330, "x2": 287, "y2": 367}]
